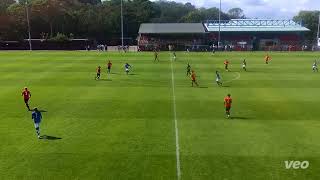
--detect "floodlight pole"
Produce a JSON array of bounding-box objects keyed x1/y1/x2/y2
[
  {"x1": 218, "y1": 0, "x2": 221, "y2": 50},
  {"x1": 26, "y1": 0, "x2": 32, "y2": 51},
  {"x1": 121, "y1": 0, "x2": 124, "y2": 47},
  {"x1": 317, "y1": 13, "x2": 320, "y2": 48}
]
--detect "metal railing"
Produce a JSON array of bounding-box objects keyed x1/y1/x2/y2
[{"x1": 204, "y1": 19, "x2": 303, "y2": 28}]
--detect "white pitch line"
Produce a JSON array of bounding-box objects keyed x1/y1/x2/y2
[
  {"x1": 170, "y1": 59, "x2": 181, "y2": 180},
  {"x1": 224, "y1": 72, "x2": 241, "y2": 84}
]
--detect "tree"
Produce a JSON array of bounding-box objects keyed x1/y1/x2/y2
[
  {"x1": 0, "y1": 0, "x2": 16, "y2": 40},
  {"x1": 228, "y1": 8, "x2": 245, "y2": 19},
  {"x1": 293, "y1": 10, "x2": 320, "y2": 41},
  {"x1": 204, "y1": 7, "x2": 229, "y2": 20},
  {"x1": 6, "y1": 3, "x2": 27, "y2": 40},
  {"x1": 151, "y1": 1, "x2": 196, "y2": 22},
  {"x1": 0, "y1": 0, "x2": 15, "y2": 14},
  {"x1": 31, "y1": 0, "x2": 73, "y2": 37},
  {"x1": 124, "y1": 0, "x2": 158, "y2": 38},
  {"x1": 50, "y1": 32, "x2": 69, "y2": 42},
  {"x1": 179, "y1": 9, "x2": 204, "y2": 23},
  {"x1": 180, "y1": 7, "x2": 229, "y2": 23},
  {"x1": 0, "y1": 0, "x2": 242, "y2": 42}
]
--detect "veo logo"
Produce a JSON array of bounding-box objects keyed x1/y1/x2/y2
[{"x1": 284, "y1": 160, "x2": 309, "y2": 169}]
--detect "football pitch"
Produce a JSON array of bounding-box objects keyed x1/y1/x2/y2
[{"x1": 1, "y1": 51, "x2": 320, "y2": 180}]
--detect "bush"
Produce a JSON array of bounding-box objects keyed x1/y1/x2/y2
[{"x1": 49, "y1": 33, "x2": 69, "y2": 42}]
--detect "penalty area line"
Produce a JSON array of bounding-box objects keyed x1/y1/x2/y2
[{"x1": 170, "y1": 59, "x2": 181, "y2": 180}]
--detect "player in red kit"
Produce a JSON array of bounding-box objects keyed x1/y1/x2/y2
[
  {"x1": 22, "y1": 87, "x2": 31, "y2": 111},
  {"x1": 265, "y1": 54, "x2": 271, "y2": 64},
  {"x1": 224, "y1": 94, "x2": 232, "y2": 118},
  {"x1": 191, "y1": 70, "x2": 199, "y2": 87},
  {"x1": 95, "y1": 66, "x2": 101, "y2": 80},
  {"x1": 224, "y1": 60, "x2": 230, "y2": 71},
  {"x1": 107, "y1": 61, "x2": 112, "y2": 73}
]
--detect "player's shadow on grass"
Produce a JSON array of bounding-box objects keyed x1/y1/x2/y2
[
  {"x1": 99, "y1": 79, "x2": 112, "y2": 81},
  {"x1": 231, "y1": 116, "x2": 249, "y2": 120},
  {"x1": 128, "y1": 73, "x2": 138, "y2": 76},
  {"x1": 41, "y1": 135, "x2": 62, "y2": 140},
  {"x1": 199, "y1": 86, "x2": 208, "y2": 88}
]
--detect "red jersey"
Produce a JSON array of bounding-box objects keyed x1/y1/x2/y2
[
  {"x1": 22, "y1": 90, "x2": 31, "y2": 99},
  {"x1": 191, "y1": 72, "x2": 196, "y2": 80},
  {"x1": 265, "y1": 55, "x2": 271, "y2": 61},
  {"x1": 224, "y1": 96, "x2": 232, "y2": 107},
  {"x1": 224, "y1": 60, "x2": 229, "y2": 65},
  {"x1": 107, "y1": 62, "x2": 112, "y2": 68}
]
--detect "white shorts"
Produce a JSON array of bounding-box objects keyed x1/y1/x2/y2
[
  {"x1": 216, "y1": 78, "x2": 220, "y2": 82},
  {"x1": 125, "y1": 68, "x2": 129, "y2": 72},
  {"x1": 242, "y1": 64, "x2": 246, "y2": 68},
  {"x1": 34, "y1": 123, "x2": 39, "y2": 129},
  {"x1": 313, "y1": 66, "x2": 317, "y2": 69}
]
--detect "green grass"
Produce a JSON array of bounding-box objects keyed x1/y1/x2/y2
[{"x1": 0, "y1": 50, "x2": 320, "y2": 180}]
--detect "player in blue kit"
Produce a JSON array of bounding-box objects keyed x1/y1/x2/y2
[
  {"x1": 186, "y1": 63, "x2": 191, "y2": 76},
  {"x1": 31, "y1": 107, "x2": 42, "y2": 139},
  {"x1": 172, "y1": 52, "x2": 177, "y2": 61},
  {"x1": 312, "y1": 60, "x2": 318, "y2": 72},
  {"x1": 125, "y1": 63, "x2": 132, "y2": 75},
  {"x1": 216, "y1": 71, "x2": 222, "y2": 86},
  {"x1": 242, "y1": 59, "x2": 247, "y2": 71}
]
